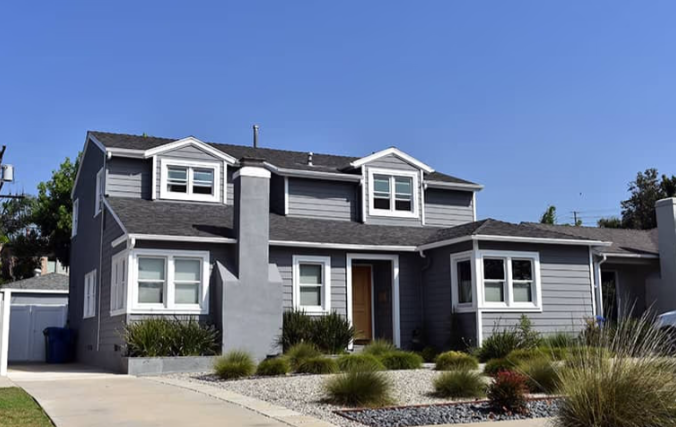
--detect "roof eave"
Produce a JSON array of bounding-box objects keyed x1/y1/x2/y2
[
  {"x1": 417, "y1": 234, "x2": 613, "y2": 252},
  {"x1": 425, "y1": 180, "x2": 484, "y2": 191}
]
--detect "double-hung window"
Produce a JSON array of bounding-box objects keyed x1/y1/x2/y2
[
  {"x1": 368, "y1": 168, "x2": 419, "y2": 218},
  {"x1": 130, "y1": 250, "x2": 210, "y2": 314},
  {"x1": 83, "y1": 269, "x2": 97, "y2": 318},
  {"x1": 110, "y1": 252, "x2": 127, "y2": 314},
  {"x1": 159, "y1": 159, "x2": 221, "y2": 202},
  {"x1": 451, "y1": 251, "x2": 475, "y2": 311},
  {"x1": 479, "y1": 251, "x2": 541, "y2": 310},
  {"x1": 293, "y1": 255, "x2": 331, "y2": 313}
]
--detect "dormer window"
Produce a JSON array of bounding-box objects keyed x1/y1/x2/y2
[
  {"x1": 368, "y1": 168, "x2": 419, "y2": 218},
  {"x1": 159, "y1": 159, "x2": 221, "y2": 202}
]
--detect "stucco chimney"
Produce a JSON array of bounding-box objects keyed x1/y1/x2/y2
[
  {"x1": 220, "y1": 158, "x2": 283, "y2": 359},
  {"x1": 655, "y1": 198, "x2": 676, "y2": 312}
]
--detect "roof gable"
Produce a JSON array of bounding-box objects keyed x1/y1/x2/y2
[
  {"x1": 349, "y1": 147, "x2": 434, "y2": 173},
  {"x1": 145, "y1": 137, "x2": 236, "y2": 163}
]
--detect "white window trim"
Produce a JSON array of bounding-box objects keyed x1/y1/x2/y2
[
  {"x1": 125, "y1": 249, "x2": 210, "y2": 315},
  {"x1": 83, "y1": 269, "x2": 97, "y2": 319},
  {"x1": 450, "y1": 251, "x2": 477, "y2": 313},
  {"x1": 367, "y1": 167, "x2": 420, "y2": 219},
  {"x1": 159, "y1": 158, "x2": 222, "y2": 203},
  {"x1": 94, "y1": 168, "x2": 104, "y2": 216},
  {"x1": 110, "y1": 250, "x2": 128, "y2": 316},
  {"x1": 71, "y1": 199, "x2": 79, "y2": 238},
  {"x1": 476, "y1": 250, "x2": 542, "y2": 312},
  {"x1": 292, "y1": 255, "x2": 331, "y2": 314}
]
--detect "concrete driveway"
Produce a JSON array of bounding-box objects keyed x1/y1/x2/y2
[{"x1": 8, "y1": 364, "x2": 288, "y2": 427}]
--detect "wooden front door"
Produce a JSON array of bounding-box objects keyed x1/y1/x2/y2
[{"x1": 352, "y1": 265, "x2": 373, "y2": 342}]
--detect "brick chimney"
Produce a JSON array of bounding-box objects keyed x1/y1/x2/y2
[{"x1": 220, "y1": 158, "x2": 283, "y2": 359}]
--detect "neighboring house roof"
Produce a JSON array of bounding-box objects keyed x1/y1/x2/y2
[
  {"x1": 423, "y1": 219, "x2": 603, "y2": 246},
  {"x1": 89, "y1": 131, "x2": 476, "y2": 185},
  {"x1": 1, "y1": 273, "x2": 69, "y2": 291},
  {"x1": 107, "y1": 198, "x2": 605, "y2": 249},
  {"x1": 524, "y1": 223, "x2": 659, "y2": 256}
]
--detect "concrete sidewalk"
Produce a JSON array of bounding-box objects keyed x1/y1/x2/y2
[{"x1": 9, "y1": 365, "x2": 287, "y2": 427}]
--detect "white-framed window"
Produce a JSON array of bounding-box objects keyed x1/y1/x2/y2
[
  {"x1": 83, "y1": 269, "x2": 97, "y2": 319},
  {"x1": 450, "y1": 251, "x2": 475, "y2": 312},
  {"x1": 159, "y1": 158, "x2": 222, "y2": 203},
  {"x1": 71, "y1": 199, "x2": 79, "y2": 238},
  {"x1": 292, "y1": 255, "x2": 331, "y2": 313},
  {"x1": 367, "y1": 168, "x2": 419, "y2": 218},
  {"x1": 94, "y1": 168, "x2": 104, "y2": 216},
  {"x1": 110, "y1": 251, "x2": 127, "y2": 315},
  {"x1": 478, "y1": 250, "x2": 542, "y2": 311},
  {"x1": 129, "y1": 249, "x2": 210, "y2": 314}
]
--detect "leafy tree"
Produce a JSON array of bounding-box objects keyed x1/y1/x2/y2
[
  {"x1": 597, "y1": 217, "x2": 622, "y2": 228},
  {"x1": 618, "y1": 169, "x2": 676, "y2": 230},
  {"x1": 33, "y1": 155, "x2": 79, "y2": 267},
  {"x1": 539, "y1": 205, "x2": 557, "y2": 225},
  {"x1": 0, "y1": 195, "x2": 45, "y2": 282}
]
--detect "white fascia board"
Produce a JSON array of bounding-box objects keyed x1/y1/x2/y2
[
  {"x1": 102, "y1": 199, "x2": 129, "y2": 235},
  {"x1": 416, "y1": 236, "x2": 474, "y2": 252},
  {"x1": 111, "y1": 234, "x2": 128, "y2": 248},
  {"x1": 269, "y1": 240, "x2": 418, "y2": 252},
  {"x1": 416, "y1": 234, "x2": 612, "y2": 252},
  {"x1": 71, "y1": 134, "x2": 107, "y2": 198},
  {"x1": 107, "y1": 147, "x2": 146, "y2": 158},
  {"x1": 3, "y1": 289, "x2": 69, "y2": 294},
  {"x1": 349, "y1": 147, "x2": 435, "y2": 173},
  {"x1": 425, "y1": 180, "x2": 484, "y2": 191},
  {"x1": 264, "y1": 162, "x2": 362, "y2": 182},
  {"x1": 596, "y1": 252, "x2": 659, "y2": 259},
  {"x1": 128, "y1": 233, "x2": 237, "y2": 244},
  {"x1": 144, "y1": 137, "x2": 237, "y2": 164}
]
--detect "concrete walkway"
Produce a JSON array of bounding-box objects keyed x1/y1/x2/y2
[{"x1": 8, "y1": 364, "x2": 288, "y2": 427}]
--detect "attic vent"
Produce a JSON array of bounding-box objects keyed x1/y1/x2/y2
[{"x1": 308, "y1": 152, "x2": 313, "y2": 166}]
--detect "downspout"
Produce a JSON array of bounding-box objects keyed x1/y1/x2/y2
[
  {"x1": 594, "y1": 252, "x2": 608, "y2": 318},
  {"x1": 96, "y1": 154, "x2": 107, "y2": 351}
]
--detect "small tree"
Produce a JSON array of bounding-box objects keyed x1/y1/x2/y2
[
  {"x1": 539, "y1": 205, "x2": 557, "y2": 225},
  {"x1": 597, "y1": 217, "x2": 622, "y2": 228},
  {"x1": 0, "y1": 195, "x2": 45, "y2": 282},
  {"x1": 619, "y1": 169, "x2": 676, "y2": 230}
]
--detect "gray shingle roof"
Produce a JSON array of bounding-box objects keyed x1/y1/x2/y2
[
  {"x1": 107, "y1": 198, "x2": 602, "y2": 248},
  {"x1": 524, "y1": 223, "x2": 659, "y2": 255},
  {"x1": 89, "y1": 131, "x2": 476, "y2": 185},
  {"x1": 1, "y1": 273, "x2": 69, "y2": 291}
]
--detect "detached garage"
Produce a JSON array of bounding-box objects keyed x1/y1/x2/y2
[{"x1": 0, "y1": 273, "x2": 68, "y2": 375}]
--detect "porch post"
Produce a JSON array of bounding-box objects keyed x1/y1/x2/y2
[{"x1": 0, "y1": 290, "x2": 11, "y2": 376}]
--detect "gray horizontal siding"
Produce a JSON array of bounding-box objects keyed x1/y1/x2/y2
[
  {"x1": 364, "y1": 154, "x2": 423, "y2": 226},
  {"x1": 106, "y1": 158, "x2": 152, "y2": 199},
  {"x1": 479, "y1": 243, "x2": 594, "y2": 340},
  {"x1": 424, "y1": 189, "x2": 474, "y2": 227},
  {"x1": 287, "y1": 178, "x2": 357, "y2": 221}
]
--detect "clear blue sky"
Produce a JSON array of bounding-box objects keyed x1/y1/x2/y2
[{"x1": 2, "y1": 1, "x2": 675, "y2": 225}]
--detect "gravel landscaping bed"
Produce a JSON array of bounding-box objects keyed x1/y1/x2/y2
[{"x1": 338, "y1": 399, "x2": 561, "y2": 426}]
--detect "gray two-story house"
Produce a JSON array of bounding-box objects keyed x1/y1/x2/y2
[{"x1": 69, "y1": 130, "x2": 676, "y2": 372}]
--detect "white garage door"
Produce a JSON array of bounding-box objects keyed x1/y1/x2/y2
[{"x1": 8, "y1": 305, "x2": 67, "y2": 362}]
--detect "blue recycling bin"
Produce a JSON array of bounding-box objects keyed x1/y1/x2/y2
[{"x1": 43, "y1": 327, "x2": 75, "y2": 363}]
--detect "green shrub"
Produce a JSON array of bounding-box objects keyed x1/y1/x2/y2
[
  {"x1": 363, "y1": 339, "x2": 396, "y2": 357},
  {"x1": 537, "y1": 346, "x2": 569, "y2": 361},
  {"x1": 420, "y1": 346, "x2": 439, "y2": 363},
  {"x1": 483, "y1": 358, "x2": 515, "y2": 377},
  {"x1": 542, "y1": 332, "x2": 578, "y2": 349},
  {"x1": 256, "y1": 358, "x2": 290, "y2": 376},
  {"x1": 516, "y1": 314, "x2": 542, "y2": 349},
  {"x1": 435, "y1": 351, "x2": 479, "y2": 371},
  {"x1": 124, "y1": 317, "x2": 219, "y2": 357},
  {"x1": 380, "y1": 351, "x2": 423, "y2": 370},
  {"x1": 337, "y1": 354, "x2": 385, "y2": 372},
  {"x1": 278, "y1": 309, "x2": 314, "y2": 351},
  {"x1": 518, "y1": 358, "x2": 560, "y2": 394},
  {"x1": 555, "y1": 312, "x2": 676, "y2": 427},
  {"x1": 324, "y1": 370, "x2": 393, "y2": 407},
  {"x1": 564, "y1": 346, "x2": 612, "y2": 369},
  {"x1": 311, "y1": 312, "x2": 355, "y2": 354},
  {"x1": 433, "y1": 369, "x2": 486, "y2": 398},
  {"x1": 506, "y1": 348, "x2": 551, "y2": 364},
  {"x1": 476, "y1": 330, "x2": 522, "y2": 362},
  {"x1": 214, "y1": 350, "x2": 256, "y2": 380},
  {"x1": 285, "y1": 342, "x2": 322, "y2": 371},
  {"x1": 296, "y1": 356, "x2": 339, "y2": 374},
  {"x1": 487, "y1": 370, "x2": 528, "y2": 414}
]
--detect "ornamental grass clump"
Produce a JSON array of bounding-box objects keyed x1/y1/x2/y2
[
  {"x1": 433, "y1": 369, "x2": 486, "y2": 398},
  {"x1": 324, "y1": 369, "x2": 394, "y2": 407},
  {"x1": 554, "y1": 311, "x2": 676, "y2": 427},
  {"x1": 379, "y1": 351, "x2": 423, "y2": 370},
  {"x1": 487, "y1": 370, "x2": 528, "y2": 414},
  {"x1": 296, "y1": 356, "x2": 339, "y2": 375},
  {"x1": 124, "y1": 317, "x2": 219, "y2": 357},
  {"x1": 435, "y1": 351, "x2": 479, "y2": 371},
  {"x1": 214, "y1": 350, "x2": 256, "y2": 380},
  {"x1": 363, "y1": 339, "x2": 396, "y2": 357},
  {"x1": 517, "y1": 357, "x2": 560, "y2": 394},
  {"x1": 256, "y1": 357, "x2": 290, "y2": 376},
  {"x1": 337, "y1": 354, "x2": 385, "y2": 372},
  {"x1": 285, "y1": 342, "x2": 322, "y2": 371},
  {"x1": 483, "y1": 357, "x2": 515, "y2": 377}
]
